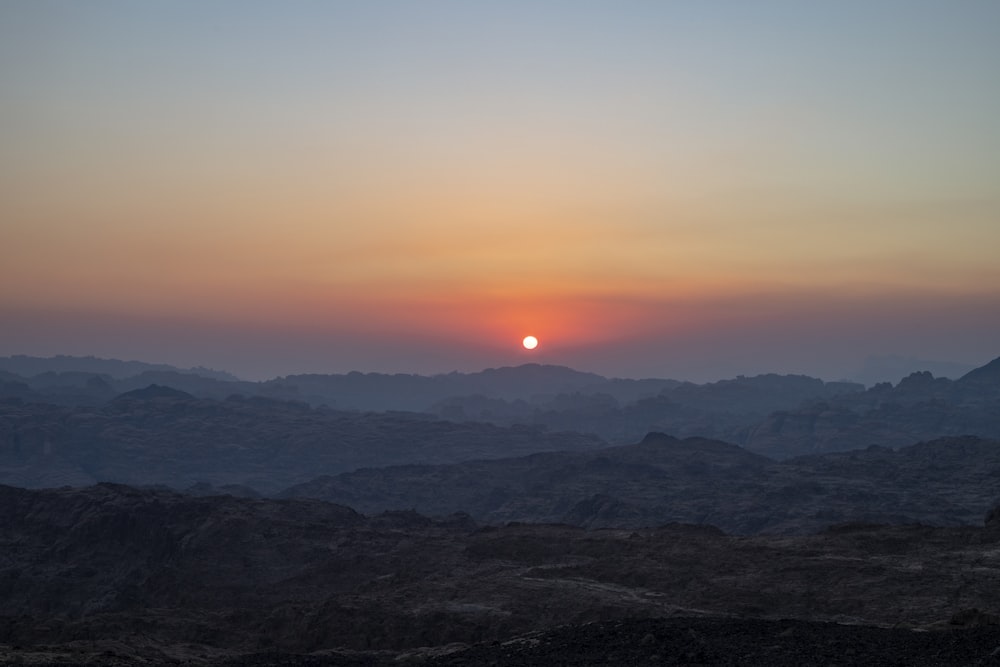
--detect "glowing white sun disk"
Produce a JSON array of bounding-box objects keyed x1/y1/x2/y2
[{"x1": 522, "y1": 335, "x2": 538, "y2": 350}]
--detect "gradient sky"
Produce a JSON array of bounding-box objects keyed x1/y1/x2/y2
[{"x1": 2, "y1": 1, "x2": 999, "y2": 381}]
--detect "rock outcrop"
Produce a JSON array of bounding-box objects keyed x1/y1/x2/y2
[
  {"x1": 2, "y1": 484, "x2": 1000, "y2": 664},
  {"x1": 282, "y1": 434, "x2": 1000, "y2": 535},
  {"x1": 741, "y1": 356, "x2": 1000, "y2": 458},
  {"x1": 0, "y1": 392, "x2": 606, "y2": 493}
]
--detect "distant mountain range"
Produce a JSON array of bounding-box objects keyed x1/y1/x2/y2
[
  {"x1": 4, "y1": 355, "x2": 996, "y2": 455},
  {"x1": 0, "y1": 390, "x2": 605, "y2": 494},
  {"x1": 850, "y1": 354, "x2": 977, "y2": 386},
  {"x1": 0, "y1": 354, "x2": 869, "y2": 442},
  {"x1": 742, "y1": 355, "x2": 1000, "y2": 457},
  {"x1": 0, "y1": 354, "x2": 239, "y2": 381},
  {"x1": 1, "y1": 353, "x2": 998, "y2": 535},
  {"x1": 429, "y1": 372, "x2": 864, "y2": 445},
  {"x1": 0, "y1": 355, "x2": 683, "y2": 410}
]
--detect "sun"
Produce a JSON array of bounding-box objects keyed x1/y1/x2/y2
[{"x1": 522, "y1": 335, "x2": 538, "y2": 350}]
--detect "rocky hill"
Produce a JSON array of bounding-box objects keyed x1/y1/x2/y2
[
  {"x1": 0, "y1": 392, "x2": 605, "y2": 493},
  {"x1": 464, "y1": 356, "x2": 1000, "y2": 459},
  {"x1": 282, "y1": 433, "x2": 1000, "y2": 535},
  {"x1": 9, "y1": 356, "x2": 1000, "y2": 463},
  {"x1": 463, "y1": 356, "x2": 1000, "y2": 458},
  {"x1": 5, "y1": 376, "x2": 999, "y2": 534},
  {"x1": 742, "y1": 356, "x2": 1000, "y2": 458},
  {"x1": 2, "y1": 483, "x2": 999, "y2": 665},
  {"x1": 430, "y1": 372, "x2": 864, "y2": 444},
  {"x1": 0, "y1": 360, "x2": 865, "y2": 445}
]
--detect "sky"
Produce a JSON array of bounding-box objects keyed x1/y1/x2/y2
[{"x1": 2, "y1": 1, "x2": 999, "y2": 382}]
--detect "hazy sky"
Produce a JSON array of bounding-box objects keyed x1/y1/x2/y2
[{"x1": 2, "y1": 1, "x2": 999, "y2": 381}]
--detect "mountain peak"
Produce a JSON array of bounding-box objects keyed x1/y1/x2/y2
[{"x1": 959, "y1": 356, "x2": 1000, "y2": 384}]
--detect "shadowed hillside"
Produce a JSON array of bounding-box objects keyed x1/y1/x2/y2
[
  {"x1": 430, "y1": 372, "x2": 864, "y2": 445},
  {"x1": 282, "y1": 433, "x2": 1000, "y2": 535},
  {"x1": 8, "y1": 356, "x2": 998, "y2": 463},
  {"x1": 742, "y1": 356, "x2": 1000, "y2": 458},
  {"x1": 0, "y1": 392, "x2": 605, "y2": 493},
  {"x1": 2, "y1": 484, "x2": 1000, "y2": 664}
]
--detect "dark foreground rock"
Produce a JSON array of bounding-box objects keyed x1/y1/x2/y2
[
  {"x1": 422, "y1": 617, "x2": 1000, "y2": 667},
  {"x1": 7, "y1": 618, "x2": 1000, "y2": 666},
  {"x1": 2, "y1": 484, "x2": 1000, "y2": 665}
]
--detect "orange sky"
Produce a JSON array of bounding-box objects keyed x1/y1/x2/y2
[{"x1": 2, "y1": 2, "x2": 999, "y2": 380}]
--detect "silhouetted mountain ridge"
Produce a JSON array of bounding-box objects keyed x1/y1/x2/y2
[
  {"x1": 0, "y1": 354, "x2": 238, "y2": 381},
  {"x1": 430, "y1": 372, "x2": 865, "y2": 444},
  {"x1": 260, "y1": 363, "x2": 674, "y2": 411},
  {"x1": 1, "y1": 354, "x2": 998, "y2": 481},
  {"x1": 849, "y1": 354, "x2": 977, "y2": 387},
  {"x1": 960, "y1": 354, "x2": 1000, "y2": 384},
  {"x1": 742, "y1": 355, "x2": 1000, "y2": 457}
]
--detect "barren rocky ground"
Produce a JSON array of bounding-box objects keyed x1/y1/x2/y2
[{"x1": 2, "y1": 484, "x2": 1000, "y2": 665}]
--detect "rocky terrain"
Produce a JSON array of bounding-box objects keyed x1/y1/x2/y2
[
  {"x1": 282, "y1": 433, "x2": 1000, "y2": 534},
  {"x1": 420, "y1": 616, "x2": 1000, "y2": 666},
  {"x1": 430, "y1": 372, "x2": 864, "y2": 445},
  {"x1": 433, "y1": 357, "x2": 1000, "y2": 457},
  {"x1": 437, "y1": 355, "x2": 1000, "y2": 458},
  {"x1": 1, "y1": 357, "x2": 861, "y2": 450},
  {"x1": 0, "y1": 388, "x2": 605, "y2": 493},
  {"x1": 4, "y1": 373, "x2": 1000, "y2": 533},
  {"x1": 741, "y1": 356, "x2": 1000, "y2": 458},
  {"x1": 4, "y1": 355, "x2": 999, "y2": 465},
  {"x1": 2, "y1": 484, "x2": 1000, "y2": 665},
  {"x1": 3, "y1": 354, "x2": 1000, "y2": 664}
]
